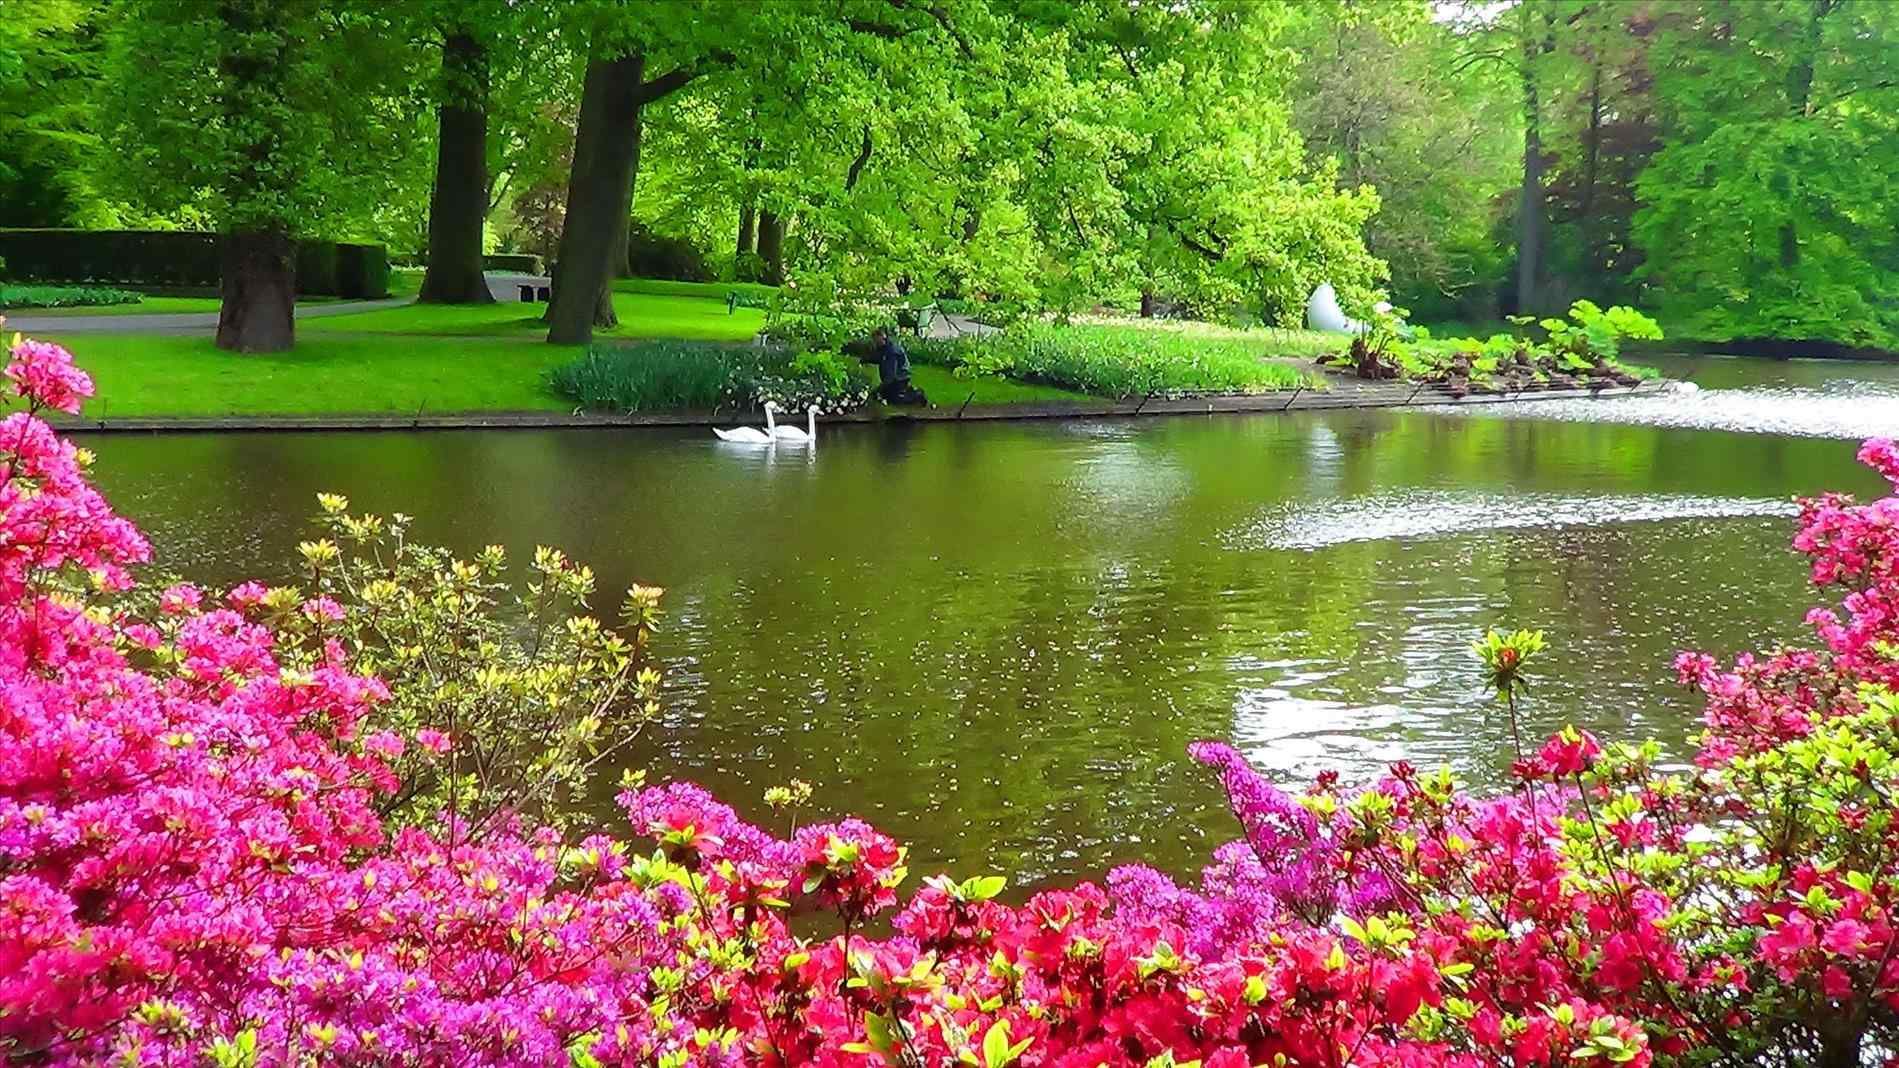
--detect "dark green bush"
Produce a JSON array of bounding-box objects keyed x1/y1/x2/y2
[
  {"x1": 334, "y1": 244, "x2": 389, "y2": 299},
  {"x1": 624, "y1": 222, "x2": 712, "y2": 283},
  {"x1": 0, "y1": 284, "x2": 142, "y2": 309},
  {"x1": 483, "y1": 253, "x2": 543, "y2": 274},
  {"x1": 0, "y1": 230, "x2": 388, "y2": 298},
  {"x1": 297, "y1": 243, "x2": 338, "y2": 296}
]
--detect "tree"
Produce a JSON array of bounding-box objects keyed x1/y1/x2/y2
[
  {"x1": 1286, "y1": 4, "x2": 1520, "y2": 322},
  {"x1": 1635, "y1": 0, "x2": 1899, "y2": 346},
  {"x1": 418, "y1": 27, "x2": 496, "y2": 304},
  {"x1": 0, "y1": 0, "x2": 111, "y2": 228},
  {"x1": 102, "y1": 0, "x2": 416, "y2": 351}
]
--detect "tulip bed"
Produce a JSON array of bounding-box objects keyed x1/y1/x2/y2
[{"x1": 6, "y1": 332, "x2": 1899, "y2": 1066}]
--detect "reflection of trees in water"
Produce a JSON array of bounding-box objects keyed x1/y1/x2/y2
[{"x1": 81, "y1": 412, "x2": 1859, "y2": 879}]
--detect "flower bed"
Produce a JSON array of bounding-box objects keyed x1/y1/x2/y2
[
  {"x1": 6, "y1": 334, "x2": 1899, "y2": 1065},
  {"x1": 549, "y1": 340, "x2": 873, "y2": 415}
]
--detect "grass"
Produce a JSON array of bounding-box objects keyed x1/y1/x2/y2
[
  {"x1": 906, "y1": 364, "x2": 1090, "y2": 405},
  {"x1": 1071, "y1": 314, "x2": 1342, "y2": 361},
  {"x1": 911, "y1": 320, "x2": 1321, "y2": 398},
  {"x1": 303, "y1": 291, "x2": 766, "y2": 342},
  {"x1": 610, "y1": 277, "x2": 779, "y2": 303},
  {"x1": 34, "y1": 332, "x2": 575, "y2": 418}
]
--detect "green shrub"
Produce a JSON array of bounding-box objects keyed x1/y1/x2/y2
[
  {"x1": 1373, "y1": 301, "x2": 1662, "y2": 389},
  {"x1": 0, "y1": 284, "x2": 142, "y2": 310},
  {"x1": 0, "y1": 229, "x2": 387, "y2": 297},
  {"x1": 550, "y1": 341, "x2": 876, "y2": 414},
  {"x1": 482, "y1": 252, "x2": 543, "y2": 274},
  {"x1": 551, "y1": 342, "x2": 758, "y2": 412},
  {"x1": 334, "y1": 243, "x2": 389, "y2": 299},
  {"x1": 911, "y1": 323, "x2": 1311, "y2": 397},
  {"x1": 624, "y1": 222, "x2": 712, "y2": 283}
]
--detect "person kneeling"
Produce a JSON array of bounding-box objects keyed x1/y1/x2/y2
[{"x1": 866, "y1": 327, "x2": 929, "y2": 406}]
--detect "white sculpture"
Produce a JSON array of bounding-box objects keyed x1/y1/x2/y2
[{"x1": 1304, "y1": 283, "x2": 1394, "y2": 335}]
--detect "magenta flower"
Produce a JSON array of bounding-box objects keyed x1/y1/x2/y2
[{"x1": 5, "y1": 338, "x2": 93, "y2": 414}]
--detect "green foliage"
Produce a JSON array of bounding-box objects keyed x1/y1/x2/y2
[
  {"x1": 548, "y1": 340, "x2": 875, "y2": 414},
  {"x1": 912, "y1": 322, "x2": 1313, "y2": 399},
  {"x1": 0, "y1": 0, "x2": 113, "y2": 228},
  {"x1": 0, "y1": 284, "x2": 139, "y2": 310},
  {"x1": 1633, "y1": 0, "x2": 1899, "y2": 347},
  {"x1": 624, "y1": 221, "x2": 714, "y2": 283},
  {"x1": 1374, "y1": 300, "x2": 1661, "y2": 389},
  {"x1": 98, "y1": 0, "x2": 424, "y2": 239},
  {"x1": 295, "y1": 496, "x2": 665, "y2": 828},
  {"x1": 1285, "y1": 6, "x2": 1519, "y2": 323}
]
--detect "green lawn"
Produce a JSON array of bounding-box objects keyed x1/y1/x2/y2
[
  {"x1": 611, "y1": 277, "x2": 779, "y2": 302},
  {"x1": 304, "y1": 291, "x2": 766, "y2": 342},
  {"x1": 38, "y1": 333, "x2": 575, "y2": 418}
]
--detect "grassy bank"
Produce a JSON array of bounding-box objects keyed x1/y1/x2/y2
[
  {"x1": 34, "y1": 333, "x2": 575, "y2": 417},
  {"x1": 301, "y1": 292, "x2": 765, "y2": 342},
  {"x1": 22, "y1": 281, "x2": 1332, "y2": 420},
  {"x1": 913, "y1": 320, "x2": 1323, "y2": 397}
]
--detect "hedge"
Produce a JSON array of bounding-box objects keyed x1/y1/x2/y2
[
  {"x1": 483, "y1": 252, "x2": 543, "y2": 274},
  {"x1": 0, "y1": 229, "x2": 389, "y2": 298}
]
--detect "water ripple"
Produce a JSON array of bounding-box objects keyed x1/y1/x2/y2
[
  {"x1": 1424, "y1": 382, "x2": 1899, "y2": 439},
  {"x1": 1229, "y1": 490, "x2": 1797, "y2": 550}
]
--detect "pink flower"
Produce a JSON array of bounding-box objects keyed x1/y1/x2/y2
[
  {"x1": 301, "y1": 596, "x2": 345, "y2": 622},
  {"x1": 414, "y1": 728, "x2": 451, "y2": 754},
  {"x1": 363, "y1": 731, "x2": 405, "y2": 759},
  {"x1": 5, "y1": 337, "x2": 93, "y2": 414},
  {"x1": 158, "y1": 583, "x2": 203, "y2": 615},
  {"x1": 227, "y1": 581, "x2": 269, "y2": 608},
  {"x1": 1537, "y1": 726, "x2": 1602, "y2": 777},
  {"x1": 1822, "y1": 918, "x2": 1871, "y2": 957}
]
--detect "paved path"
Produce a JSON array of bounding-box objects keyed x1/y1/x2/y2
[{"x1": 7, "y1": 297, "x2": 412, "y2": 335}]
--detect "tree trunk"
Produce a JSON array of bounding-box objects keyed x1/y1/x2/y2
[
  {"x1": 1140, "y1": 289, "x2": 1157, "y2": 318},
  {"x1": 736, "y1": 201, "x2": 756, "y2": 256},
  {"x1": 1779, "y1": 0, "x2": 1828, "y2": 270},
  {"x1": 217, "y1": 230, "x2": 296, "y2": 352},
  {"x1": 590, "y1": 115, "x2": 643, "y2": 328},
  {"x1": 547, "y1": 54, "x2": 646, "y2": 345},
  {"x1": 756, "y1": 209, "x2": 785, "y2": 286},
  {"x1": 1515, "y1": 9, "x2": 1546, "y2": 316},
  {"x1": 212, "y1": 0, "x2": 297, "y2": 353},
  {"x1": 419, "y1": 32, "x2": 494, "y2": 305}
]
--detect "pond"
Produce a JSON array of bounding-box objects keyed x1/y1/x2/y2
[{"x1": 83, "y1": 354, "x2": 1899, "y2": 883}]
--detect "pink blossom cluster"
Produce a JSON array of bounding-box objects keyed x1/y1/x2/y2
[{"x1": 7, "y1": 348, "x2": 1899, "y2": 1066}]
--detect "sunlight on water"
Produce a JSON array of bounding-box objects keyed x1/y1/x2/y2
[
  {"x1": 1426, "y1": 363, "x2": 1899, "y2": 439},
  {"x1": 1228, "y1": 491, "x2": 1798, "y2": 551}
]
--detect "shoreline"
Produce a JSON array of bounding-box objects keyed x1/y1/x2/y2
[{"x1": 57, "y1": 379, "x2": 1666, "y2": 434}]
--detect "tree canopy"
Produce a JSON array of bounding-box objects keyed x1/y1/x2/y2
[{"x1": 2, "y1": 0, "x2": 1895, "y2": 347}]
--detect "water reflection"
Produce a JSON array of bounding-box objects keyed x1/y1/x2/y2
[{"x1": 79, "y1": 359, "x2": 1889, "y2": 880}]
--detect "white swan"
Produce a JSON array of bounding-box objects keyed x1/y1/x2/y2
[
  {"x1": 770, "y1": 404, "x2": 818, "y2": 444},
  {"x1": 713, "y1": 404, "x2": 777, "y2": 444}
]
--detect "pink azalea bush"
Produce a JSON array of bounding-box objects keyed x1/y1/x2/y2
[{"x1": 6, "y1": 333, "x2": 1899, "y2": 1066}]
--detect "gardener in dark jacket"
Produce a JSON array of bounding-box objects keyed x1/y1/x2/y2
[{"x1": 867, "y1": 327, "x2": 928, "y2": 406}]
